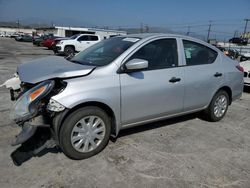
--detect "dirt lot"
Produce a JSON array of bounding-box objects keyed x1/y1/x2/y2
[{"x1": 0, "y1": 37, "x2": 250, "y2": 188}]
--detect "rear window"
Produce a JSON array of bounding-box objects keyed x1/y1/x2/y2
[
  {"x1": 183, "y1": 40, "x2": 218, "y2": 66},
  {"x1": 89, "y1": 35, "x2": 99, "y2": 41}
]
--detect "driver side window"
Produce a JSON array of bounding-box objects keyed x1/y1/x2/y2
[{"x1": 128, "y1": 38, "x2": 178, "y2": 70}]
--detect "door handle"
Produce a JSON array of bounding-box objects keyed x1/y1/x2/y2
[
  {"x1": 86, "y1": 42, "x2": 90, "y2": 44},
  {"x1": 169, "y1": 77, "x2": 181, "y2": 83},
  {"x1": 214, "y1": 72, "x2": 222, "y2": 77}
]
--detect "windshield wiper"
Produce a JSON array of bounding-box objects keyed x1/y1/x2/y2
[
  {"x1": 70, "y1": 60, "x2": 82, "y2": 64},
  {"x1": 70, "y1": 59, "x2": 93, "y2": 66}
]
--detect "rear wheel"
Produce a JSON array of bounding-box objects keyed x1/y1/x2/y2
[
  {"x1": 204, "y1": 90, "x2": 229, "y2": 122},
  {"x1": 64, "y1": 46, "x2": 75, "y2": 56},
  {"x1": 59, "y1": 106, "x2": 111, "y2": 160}
]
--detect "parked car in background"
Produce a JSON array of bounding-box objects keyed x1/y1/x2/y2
[
  {"x1": 33, "y1": 34, "x2": 54, "y2": 46},
  {"x1": 15, "y1": 35, "x2": 33, "y2": 42},
  {"x1": 51, "y1": 37, "x2": 69, "y2": 51},
  {"x1": 54, "y1": 34, "x2": 107, "y2": 56},
  {"x1": 41, "y1": 37, "x2": 68, "y2": 49},
  {"x1": 240, "y1": 60, "x2": 250, "y2": 87},
  {"x1": 4, "y1": 33, "x2": 11, "y2": 37},
  {"x1": 2, "y1": 33, "x2": 244, "y2": 162},
  {"x1": 229, "y1": 37, "x2": 248, "y2": 45},
  {"x1": 10, "y1": 33, "x2": 19, "y2": 38}
]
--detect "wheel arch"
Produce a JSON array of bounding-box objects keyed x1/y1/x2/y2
[
  {"x1": 53, "y1": 101, "x2": 117, "y2": 141},
  {"x1": 64, "y1": 45, "x2": 75, "y2": 51},
  {"x1": 216, "y1": 86, "x2": 232, "y2": 105}
]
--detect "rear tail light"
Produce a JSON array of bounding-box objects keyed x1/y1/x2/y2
[{"x1": 236, "y1": 65, "x2": 244, "y2": 72}]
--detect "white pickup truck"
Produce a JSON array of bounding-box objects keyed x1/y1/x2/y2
[{"x1": 54, "y1": 34, "x2": 106, "y2": 56}]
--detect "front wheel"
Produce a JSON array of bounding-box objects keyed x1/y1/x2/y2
[
  {"x1": 64, "y1": 46, "x2": 75, "y2": 57},
  {"x1": 204, "y1": 90, "x2": 229, "y2": 122},
  {"x1": 59, "y1": 107, "x2": 111, "y2": 160}
]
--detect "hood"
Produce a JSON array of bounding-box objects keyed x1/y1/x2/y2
[
  {"x1": 17, "y1": 56, "x2": 95, "y2": 84},
  {"x1": 240, "y1": 60, "x2": 250, "y2": 71}
]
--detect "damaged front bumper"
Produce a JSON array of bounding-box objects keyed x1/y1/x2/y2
[
  {"x1": 1, "y1": 76, "x2": 67, "y2": 165},
  {"x1": 11, "y1": 115, "x2": 50, "y2": 146}
]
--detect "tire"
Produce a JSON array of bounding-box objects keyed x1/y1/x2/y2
[
  {"x1": 64, "y1": 46, "x2": 75, "y2": 56},
  {"x1": 204, "y1": 90, "x2": 229, "y2": 122},
  {"x1": 59, "y1": 106, "x2": 111, "y2": 160}
]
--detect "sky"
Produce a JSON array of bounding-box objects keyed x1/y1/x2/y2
[{"x1": 0, "y1": 0, "x2": 250, "y2": 39}]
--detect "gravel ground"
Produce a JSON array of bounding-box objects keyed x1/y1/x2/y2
[{"x1": 0, "y1": 37, "x2": 250, "y2": 188}]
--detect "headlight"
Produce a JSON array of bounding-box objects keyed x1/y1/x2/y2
[
  {"x1": 59, "y1": 41, "x2": 63, "y2": 45},
  {"x1": 10, "y1": 80, "x2": 54, "y2": 122}
]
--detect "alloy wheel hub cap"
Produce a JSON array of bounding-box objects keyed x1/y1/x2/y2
[{"x1": 214, "y1": 95, "x2": 227, "y2": 118}]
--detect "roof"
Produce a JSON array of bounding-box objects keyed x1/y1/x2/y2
[
  {"x1": 54, "y1": 26, "x2": 126, "y2": 34},
  {"x1": 121, "y1": 33, "x2": 220, "y2": 52},
  {"x1": 124, "y1": 33, "x2": 198, "y2": 40}
]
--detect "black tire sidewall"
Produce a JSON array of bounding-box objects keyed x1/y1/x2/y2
[
  {"x1": 59, "y1": 106, "x2": 111, "y2": 160},
  {"x1": 207, "y1": 90, "x2": 229, "y2": 122},
  {"x1": 64, "y1": 46, "x2": 74, "y2": 56}
]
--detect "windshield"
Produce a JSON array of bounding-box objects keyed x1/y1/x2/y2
[
  {"x1": 70, "y1": 34, "x2": 80, "y2": 39},
  {"x1": 70, "y1": 37, "x2": 140, "y2": 66}
]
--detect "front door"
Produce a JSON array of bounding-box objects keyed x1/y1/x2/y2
[{"x1": 120, "y1": 38, "x2": 184, "y2": 126}]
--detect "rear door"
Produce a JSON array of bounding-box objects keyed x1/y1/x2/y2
[
  {"x1": 181, "y1": 39, "x2": 223, "y2": 111},
  {"x1": 120, "y1": 38, "x2": 185, "y2": 126},
  {"x1": 88, "y1": 35, "x2": 100, "y2": 46}
]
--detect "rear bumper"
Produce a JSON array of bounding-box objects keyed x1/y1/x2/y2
[
  {"x1": 244, "y1": 82, "x2": 250, "y2": 87},
  {"x1": 232, "y1": 92, "x2": 242, "y2": 102}
]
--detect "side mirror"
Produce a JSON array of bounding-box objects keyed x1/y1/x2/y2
[{"x1": 124, "y1": 59, "x2": 148, "y2": 72}]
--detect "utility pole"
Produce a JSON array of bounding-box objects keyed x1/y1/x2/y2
[
  {"x1": 240, "y1": 18, "x2": 249, "y2": 55},
  {"x1": 186, "y1": 26, "x2": 191, "y2": 36},
  {"x1": 234, "y1": 30, "x2": 238, "y2": 38},
  {"x1": 145, "y1": 25, "x2": 149, "y2": 33},
  {"x1": 207, "y1": 20, "x2": 212, "y2": 42},
  {"x1": 242, "y1": 19, "x2": 250, "y2": 38},
  {"x1": 17, "y1": 19, "x2": 20, "y2": 33},
  {"x1": 140, "y1": 23, "x2": 143, "y2": 33}
]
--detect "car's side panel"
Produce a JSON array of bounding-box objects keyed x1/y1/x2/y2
[
  {"x1": 181, "y1": 40, "x2": 224, "y2": 111},
  {"x1": 120, "y1": 67, "x2": 184, "y2": 126},
  {"x1": 51, "y1": 64, "x2": 121, "y2": 136},
  {"x1": 119, "y1": 37, "x2": 185, "y2": 126},
  {"x1": 221, "y1": 56, "x2": 244, "y2": 100},
  {"x1": 183, "y1": 62, "x2": 224, "y2": 110}
]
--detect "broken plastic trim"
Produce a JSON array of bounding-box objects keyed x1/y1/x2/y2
[{"x1": 11, "y1": 127, "x2": 57, "y2": 166}]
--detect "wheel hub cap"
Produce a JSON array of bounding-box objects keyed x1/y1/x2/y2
[
  {"x1": 71, "y1": 116, "x2": 105, "y2": 153},
  {"x1": 214, "y1": 95, "x2": 227, "y2": 118}
]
